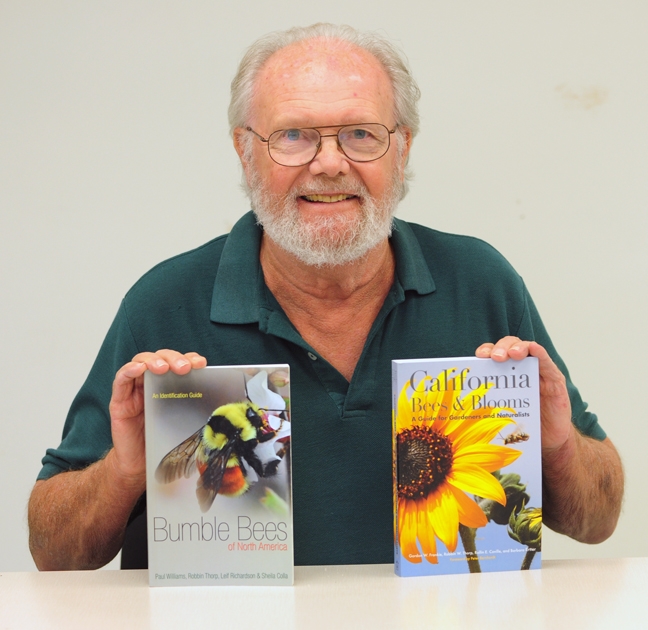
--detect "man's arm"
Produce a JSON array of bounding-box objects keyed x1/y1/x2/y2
[
  {"x1": 476, "y1": 337, "x2": 624, "y2": 543},
  {"x1": 28, "y1": 350, "x2": 206, "y2": 571}
]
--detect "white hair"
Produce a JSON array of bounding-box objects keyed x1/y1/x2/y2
[{"x1": 229, "y1": 23, "x2": 420, "y2": 196}]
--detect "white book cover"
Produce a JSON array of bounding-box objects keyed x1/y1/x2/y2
[
  {"x1": 392, "y1": 357, "x2": 541, "y2": 576},
  {"x1": 144, "y1": 365, "x2": 293, "y2": 586}
]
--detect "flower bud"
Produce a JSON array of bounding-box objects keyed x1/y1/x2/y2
[
  {"x1": 476, "y1": 472, "x2": 530, "y2": 525},
  {"x1": 269, "y1": 370, "x2": 290, "y2": 389},
  {"x1": 508, "y1": 506, "x2": 542, "y2": 550}
]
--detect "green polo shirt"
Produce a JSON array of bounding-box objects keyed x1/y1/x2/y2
[{"x1": 39, "y1": 211, "x2": 604, "y2": 565}]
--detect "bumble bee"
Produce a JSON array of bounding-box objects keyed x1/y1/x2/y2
[{"x1": 155, "y1": 401, "x2": 287, "y2": 512}]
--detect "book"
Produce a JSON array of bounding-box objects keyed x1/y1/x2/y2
[
  {"x1": 392, "y1": 356, "x2": 541, "y2": 576},
  {"x1": 144, "y1": 364, "x2": 293, "y2": 586}
]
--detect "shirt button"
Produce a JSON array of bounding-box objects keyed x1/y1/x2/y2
[{"x1": 307, "y1": 352, "x2": 317, "y2": 361}]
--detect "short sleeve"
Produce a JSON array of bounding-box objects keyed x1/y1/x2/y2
[
  {"x1": 37, "y1": 301, "x2": 140, "y2": 479},
  {"x1": 515, "y1": 284, "x2": 606, "y2": 441}
]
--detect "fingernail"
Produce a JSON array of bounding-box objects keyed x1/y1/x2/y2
[
  {"x1": 154, "y1": 359, "x2": 166, "y2": 368},
  {"x1": 177, "y1": 359, "x2": 189, "y2": 367},
  {"x1": 493, "y1": 349, "x2": 506, "y2": 358}
]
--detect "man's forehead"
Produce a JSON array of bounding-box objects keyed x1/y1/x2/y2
[{"x1": 250, "y1": 38, "x2": 393, "y2": 126}]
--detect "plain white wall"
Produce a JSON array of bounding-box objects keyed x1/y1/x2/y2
[{"x1": 2, "y1": 1, "x2": 646, "y2": 571}]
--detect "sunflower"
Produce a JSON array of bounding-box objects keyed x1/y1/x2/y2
[{"x1": 395, "y1": 367, "x2": 522, "y2": 564}]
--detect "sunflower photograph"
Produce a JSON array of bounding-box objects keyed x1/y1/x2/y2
[{"x1": 393, "y1": 357, "x2": 542, "y2": 576}]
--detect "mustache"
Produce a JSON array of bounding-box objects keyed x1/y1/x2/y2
[{"x1": 289, "y1": 178, "x2": 369, "y2": 198}]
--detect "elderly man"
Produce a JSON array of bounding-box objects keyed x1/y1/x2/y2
[{"x1": 29, "y1": 24, "x2": 623, "y2": 571}]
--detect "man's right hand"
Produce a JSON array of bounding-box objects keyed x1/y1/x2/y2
[
  {"x1": 108, "y1": 350, "x2": 207, "y2": 486},
  {"x1": 28, "y1": 349, "x2": 206, "y2": 571}
]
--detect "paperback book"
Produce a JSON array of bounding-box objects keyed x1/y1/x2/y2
[
  {"x1": 144, "y1": 364, "x2": 293, "y2": 586},
  {"x1": 392, "y1": 356, "x2": 541, "y2": 576}
]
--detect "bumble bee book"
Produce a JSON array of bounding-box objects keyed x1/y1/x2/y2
[
  {"x1": 392, "y1": 357, "x2": 541, "y2": 576},
  {"x1": 144, "y1": 365, "x2": 293, "y2": 586}
]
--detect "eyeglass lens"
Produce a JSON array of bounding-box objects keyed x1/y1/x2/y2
[{"x1": 267, "y1": 124, "x2": 391, "y2": 166}]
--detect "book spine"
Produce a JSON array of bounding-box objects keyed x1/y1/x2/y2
[{"x1": 392, "y1": 361, "x2": 401, "y2": 577}]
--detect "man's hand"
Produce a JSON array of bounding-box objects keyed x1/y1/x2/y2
[
  {"x1": 28, "y1": 350, "x2": 207, "y2": 571},
  {"x1": 475, "y1": 337, "x2": 624, "y2": 544},
  {"x1": 476, "y1": 337, "x2": 572, "y2": 453},
  {"x1": 109, "y1": 350, "x2": 207, "y2": 486}
]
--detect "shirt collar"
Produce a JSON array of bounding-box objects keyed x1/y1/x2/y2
[
  {"x1": 210, "y1": 212, "x2": 435, "y2": 325},
  {"x1": 210, "y1": 211, "x2": 263, "y2": 324},
  {"x1": 390, "y1": 218, "x2": 436, "y2": 295}
]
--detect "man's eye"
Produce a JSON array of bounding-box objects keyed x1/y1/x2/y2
[
  {"x1": 284, "y1": 129, "x2": 302, "y2": 141},
  {"x1": 351, "y1": 128, "x2": 369, "y2": 139}
]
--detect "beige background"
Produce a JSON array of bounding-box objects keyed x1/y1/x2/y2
[{"x1": 1, "y1": 1, "x2": 646, "y2": 571}]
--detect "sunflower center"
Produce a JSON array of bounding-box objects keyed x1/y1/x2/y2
[{"x1": 397, "y1": 425, "x2": 454, "y2": 499}]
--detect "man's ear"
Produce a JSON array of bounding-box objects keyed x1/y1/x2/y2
[
  {"x1": 396, "y1": 127, "x2": 413, "y2": 185},
  {"x1": 233, "y1": 127, "x2": 250, "y2": 169},
  {"x1": 399, "y1": 127, "x2": 413, "y2": 164}
]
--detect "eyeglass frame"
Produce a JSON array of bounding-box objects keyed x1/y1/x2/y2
[{"x1": 245, "y1": 123, "x2": 398, "y2": 167}]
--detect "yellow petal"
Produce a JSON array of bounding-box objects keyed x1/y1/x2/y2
[
  {"x1": 449, "y1": 484, "x2": 488, "y2": 528},
  {"x1": 398, "y1": 495, "x2": 407, "y2": 535},
  {"x1": 434, "y1": 416, "x2": 464, "y2": 437},
  {"x1": 397, "y1": 386, "x2": 414, "y2": 431},
  {"x1": 422, "y1": 378, "x2": 444, "y2": 419},
  {"x1": 457, "y1": 382, "x2": 494, "y2": 413},
  {"x1": 447, "y1": 464, "x2": 507, "y2": 505},
  {"x1": 428, "y1": 369, "x2": 461, "y2": 431},
  {"x1": 417, "y1": 499, "x2": 438, "y2": 561},
  {"x1": 453, "y1": 443, "x2": 522, "y2": 472},
  {"x1": 451, "y1": 416, "x2": 515, "y2": 451},
  {"x1": 427, "y1": 485, "x2": 459, "y2": 552},
  {"x1": 445, "y1": 411, "x2": 509, "y2": 445},
  {"x1": 399, "y1": 499, "x2": 422, "y2": 562},
  {"x1": 398, "y1": 373, "x2": 450, "y2": 427}
]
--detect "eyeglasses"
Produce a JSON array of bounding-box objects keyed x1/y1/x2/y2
[{"x1": 246, "y1": 123, "x2": 397, "y2": 167}]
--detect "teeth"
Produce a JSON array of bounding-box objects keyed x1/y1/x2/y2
[{"x1": 304, "y1": 194, "x2": 352, "y2": 203}]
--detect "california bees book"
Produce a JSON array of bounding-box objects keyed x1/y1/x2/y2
[
  {"x1": 144, "y1": 365, "x2": 293, "y2": 586},
  {"x1": 392, "y1": 357, "x2": 541, "y2": 576}
]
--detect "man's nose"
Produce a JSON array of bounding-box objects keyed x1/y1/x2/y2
[{"x1": 308, "y1": 134, "x2": 351, "y2": 177}]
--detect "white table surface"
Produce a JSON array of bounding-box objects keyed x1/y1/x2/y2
[{"x1": 1, "y1": 558, "x2": 647, "y2": 629}]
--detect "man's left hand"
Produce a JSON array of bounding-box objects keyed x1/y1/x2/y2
[
  {"x1": 475, "y1": 337, "x2": 572, "y2": 453},
  {"x1": 475, "y1": 337, "x2": 624, "y2": 543}
]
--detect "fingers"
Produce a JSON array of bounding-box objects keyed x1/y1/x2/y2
[
  {"x1": 108, "y1": 350, "x2": 207, "y2": 481},
  {"x1": 475, "y1": 336, "x2": 531, "y2": 362},
  {"x1": 527, "y1": 342, "x2": 568, "y2": 398},
  {"x1": 476, "y1": 338, "x2": 565, "y2": 380},
  {"x1": 476, "y1": 338, "x2": 572, "y2": 451},
  {"x1": 476, "y1": 338, "x2": 561, "y2": 378},
  {"x1": 110, "y1": 360, "x2": 147, "y2": 407},
  {"x1": 130, "y1": 349, "x2": 207, "y2": 375},
  {"x1": 111, "y1": 350, "x2": 207, "y2": 408}
]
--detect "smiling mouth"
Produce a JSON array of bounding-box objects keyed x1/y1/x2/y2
[{"x1": 301, "y1": 194, "x2": 356, "y2": 203}]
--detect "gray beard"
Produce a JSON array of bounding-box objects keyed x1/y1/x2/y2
[{"x1": 247, "y1": 173, "x2": 402, "y2": 268}]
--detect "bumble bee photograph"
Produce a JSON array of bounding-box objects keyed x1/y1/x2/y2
[{"x1": 144, "y1": 364, "x2": 294, "y2": 586}]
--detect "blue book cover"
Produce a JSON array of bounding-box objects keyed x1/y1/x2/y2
[{"x1": 392, "y1": 357, "x2": 541, "y2": 576}]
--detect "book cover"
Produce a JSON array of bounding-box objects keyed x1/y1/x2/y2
[
  {"x1": 392, "y1": 357, "x2": 541, "y2": 576},
  {"x1": 144, "y1": 365, "x2": 293, "y2": 586}
]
